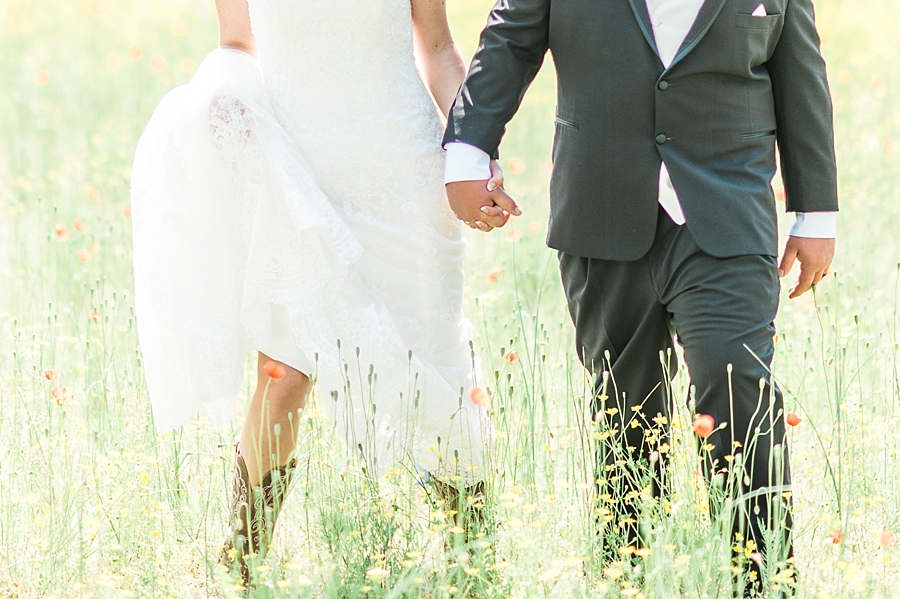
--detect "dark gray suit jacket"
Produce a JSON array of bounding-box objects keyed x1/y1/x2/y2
[{"x1": 444, "y1": 0, "x2": 839, "y2": 261}]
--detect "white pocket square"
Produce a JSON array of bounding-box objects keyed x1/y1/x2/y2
[{"x1": 751, "y1": 4, "x2": 768, "y2": 17}]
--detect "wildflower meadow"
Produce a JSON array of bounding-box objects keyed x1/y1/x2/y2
[{"x1": 1, "y1": 0, "x2": 899, "y2": 597}]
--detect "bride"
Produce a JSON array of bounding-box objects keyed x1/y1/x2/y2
[{"x1": 130, "y1": 0, "x2": 520, "y2": 583}]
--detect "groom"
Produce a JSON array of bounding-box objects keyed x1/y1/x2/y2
[{"x1": 443, "y1": 0, "x2": 837, "y2": 589}]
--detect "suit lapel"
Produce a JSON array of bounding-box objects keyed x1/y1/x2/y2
[
  {"x1": 665, "y1": 0, "x2": 728, "y2": 71},
  {"x1": 627, "y1": 0, "x2": 661, "y2": 61}
]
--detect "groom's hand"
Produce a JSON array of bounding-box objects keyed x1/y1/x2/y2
[
  {"x1": 778, "y1": 236, "x2": 835, "y2": 299},
  {"x1": 446, "y1": 179, "x2": 522, "y2": 232}
]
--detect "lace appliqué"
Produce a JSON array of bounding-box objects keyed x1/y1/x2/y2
[{"x1": 211, "y1": 94, "x2": 252, "y2": 163}]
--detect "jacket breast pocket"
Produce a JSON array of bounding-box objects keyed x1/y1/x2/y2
[{"x1": 735, "y1": 13, "x2": 781, "y2": 29}]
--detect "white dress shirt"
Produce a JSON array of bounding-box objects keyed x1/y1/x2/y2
[{"x1": 445, "y1": 0, "x2": 836, "y2": 238}]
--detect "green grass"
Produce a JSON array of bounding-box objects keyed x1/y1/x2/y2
[{"x1": 1, "y1": 0, "x2": 899, "y2": 597}]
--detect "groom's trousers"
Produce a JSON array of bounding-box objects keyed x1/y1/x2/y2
[{"x1": 559, "y1": 207, "x2": 792, "y2": 565}]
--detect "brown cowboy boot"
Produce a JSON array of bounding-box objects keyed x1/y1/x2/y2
[
  {"x1": 220, "y1": 444, "x2": 297, "y2": 585},
  {"x1": 432, "y1": 479, "x2": 487, "y2": 534}
]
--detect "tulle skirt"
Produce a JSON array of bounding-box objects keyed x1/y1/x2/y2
[{"x1": 130, "y1": 49, "x2": 487, "y2": 481}]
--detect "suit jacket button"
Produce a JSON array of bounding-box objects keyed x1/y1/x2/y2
[
  {"x1": 656, "y1": 134, "x2": 667, "y2": 145},
  {"x1": 658, "y1": 80, "x2": 669, "y2": 90}
]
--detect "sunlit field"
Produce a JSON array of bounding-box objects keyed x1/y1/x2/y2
[{"x1": 2, "y1": 1, "x2": 899, "y2": 597}]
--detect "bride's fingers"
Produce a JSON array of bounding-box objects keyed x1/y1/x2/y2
[
  {"x1": 492, "y1": 187, "x2": 522, "y2": 217},
  {"x1": 478, "y1": 206, "x2": 509, "y2": 228}
]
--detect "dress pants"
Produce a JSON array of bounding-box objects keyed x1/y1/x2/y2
[{"x1": 559, "y1": 207, "x2": 793, "y2": 570}]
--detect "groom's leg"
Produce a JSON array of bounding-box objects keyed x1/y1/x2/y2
[
  {"x1": 656, "y1": 219, "x2": 793, "y2": 580},
  {"x1": 559, "y1": 250, "x2": 676, "y2": 547}
]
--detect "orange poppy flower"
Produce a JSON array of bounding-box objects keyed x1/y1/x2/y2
[
  {"x1": 263, "y1": 360, "x2": 286, "y2": 380},
  {"x1": 50, "y1": 386, "x2": 67, "y2": 404},
  {"x1": 469, "y1": 386, "x2": 490, "y2": 408},
  {"x1": 827, "y1": 529, "x2": 844, "y2": 545},
  {"x1": 692, "y1": 414, "x2": 715, "y2": 438},
  {"x1": 785, "y1": 412, "x2": 802, "y2": 427},
  {"x1": 503, "y1": 349, "x2": 518, "y2": 365}
]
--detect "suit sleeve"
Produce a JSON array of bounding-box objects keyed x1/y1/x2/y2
[
  {"x1": 442, "y1": 0, "x2": 551, "y2": 156},
  {"x1": 766, "y1": 0, "x2": 839, "y2": 214}
]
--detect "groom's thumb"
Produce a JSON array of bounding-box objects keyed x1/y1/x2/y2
[{"x1": 778, "y1": 245, "x2": 797, "y2": 278}]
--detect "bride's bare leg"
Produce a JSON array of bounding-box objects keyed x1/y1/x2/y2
[
  {"x1": 222, "y1": 353, "x2": 310, "y2": 582},
  {"x1": 239, "y1": 352, "x2": 311, "y2": 486}
]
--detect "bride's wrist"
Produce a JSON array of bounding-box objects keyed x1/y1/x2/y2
[{"x1": 219, "y1": 43, "x2": 257, "y2": 58}]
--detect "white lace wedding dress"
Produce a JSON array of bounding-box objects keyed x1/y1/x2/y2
[{"x1": 130, "y1": 0, "x2": 487, "y2": 481}]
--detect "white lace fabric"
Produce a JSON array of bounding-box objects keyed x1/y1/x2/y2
[{"x1": 131, "y1": 2, "x2": 487, "y2": 483}]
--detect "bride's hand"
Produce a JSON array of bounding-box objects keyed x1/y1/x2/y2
[{"x1": 446, "y1": 182, "x2": 521, "y2": 233}]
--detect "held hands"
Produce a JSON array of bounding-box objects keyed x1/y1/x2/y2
[
  {"x1": 778, "y1": 236, "x2": 835, "y2": 299},
  {"x1": 447, "y1": 160, "x2": 522, "y2": 232}
]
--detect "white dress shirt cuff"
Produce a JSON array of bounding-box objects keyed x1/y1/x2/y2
[
  {"x1": 789, "y1": 212, "x2": 837, "y2": 238},
  {"x1": 444, "y1": 142, "x2": 492, "y2": 184}
]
